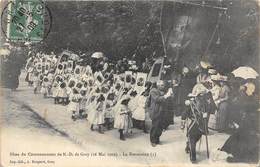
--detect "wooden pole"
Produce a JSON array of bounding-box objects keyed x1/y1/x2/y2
[{"x1": 159, "y1": 3, "x2": 167, "y2": 57}]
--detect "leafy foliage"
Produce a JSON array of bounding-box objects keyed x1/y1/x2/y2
[
  {"x1": 43, "y1": 1, "x2": 163, "y2": 63},
  {"x1": 40, "y1": 1, "x2": 258, "y2": 71}
]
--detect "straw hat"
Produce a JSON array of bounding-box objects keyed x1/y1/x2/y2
[
  {"x1": 210, "y1": 74, "x2": 220, "y2": 81},
  {"x1": 208, "y1": 69, "x2": 217, "y2": 75},
  {"x1": 210, "y1": 74, "x2": 227, "y2": 81},
  {"x1": 200, "y1": 61, "x2": 212, "y2": 69}
]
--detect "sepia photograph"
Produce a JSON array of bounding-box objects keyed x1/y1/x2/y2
[{"x1": 0, "y1": 0, "x2": 259, "y2": 166}]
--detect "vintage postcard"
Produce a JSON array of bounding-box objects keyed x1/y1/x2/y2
[{"x1": 0, "y1": 0, "x2": 259, "y2": 166}]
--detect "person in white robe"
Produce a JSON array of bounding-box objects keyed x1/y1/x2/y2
[
  {"x1": 68, "y1": 88, "x2": 81, "y2": 121},
  {"x1": 129, "y1": 91, "x2": 148, "y2": 133},
  {"x1": 114, "y1": 96, "x2": 132, "y2": 140},
  {"x1": 25, "y1": 56, "x2": 34, "y2": 86},
  {"x1": 40, "y1": 76, "x2": 51, "y2": 98},
  {"x1": 104, "y1": 91, "x2": 116, "y2": 130},
  {"x1": 52, "y1": 75, "x2": 62, "y2": 104},
  {"x1": 88, "y1": 94, "x2": 106, "y2": 134},
  {"x1": 33, "y1": 71, "x2": 42, "y2": 94}
]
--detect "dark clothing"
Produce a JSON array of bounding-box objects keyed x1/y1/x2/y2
[
  {"x1": 148, "y1": 88, "x2": 166, "y2": 120},
  {"x1": 161, "y1": 95, "x2": 175, "y2": 130},
  {"x1": 132, "y1": 118, "x2": 146, "y2": 131},
  {"x1": 1, "y1": 49, "x2": 26, "y2": 89},
  {"x1": 150, "y1": 118, "x2": 163, "y2": 144},
  {"x1": 221, "y1": 95, "x2": 259, "y2": 163},
  {"x1": 115, "y1": 62, "x2": 128, "y2": 74},
  {"x1": 178, "y1": 73, "x2": 196, "y2": 112},
  {"x1": 2, "y1": 59, "x2": 22, "y2": 89},
  {"x1": 182, "y1": 92, "x2": 216, "y2": 162},
  {"x1": 148, "y1": 88, "x2": 167, "y2": 144},
  {"x1": 182, "y1": 92, "x2": 216, "y2": 133},
  {"x1": 187, "y1": 126, "x2": 202, "y2": 161}
]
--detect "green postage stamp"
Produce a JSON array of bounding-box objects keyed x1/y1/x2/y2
[{"x1": 2, "y1": 0, "x2": 51, "y2": 43}]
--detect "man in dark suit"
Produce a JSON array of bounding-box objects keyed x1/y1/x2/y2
[{"x1": 148, "y1": 80, "x2": 172, "y2": 147}]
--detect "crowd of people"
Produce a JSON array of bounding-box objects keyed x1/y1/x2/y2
[
  {"x1": 25, "y1": 51, "x2": 152, "y2": 141},
  {"x1": 24, "y1": 50, "x2": 259, "y2": 163}
]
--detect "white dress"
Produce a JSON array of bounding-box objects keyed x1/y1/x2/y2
[
  {"x1": 88, "y1": 101, "x2": 105, "y2": 125},
  {"x1": 52, "y1": 82, "x2": 59, "y2": 97},
  {"x1": 55, "y1": 79, "x2": 68, "y2": 98},
  {"x1": 79, "y1": 95, "x2": 87, "y2": 111},
  {"x1": 67, "y1": 93, "x2": 81, "y2": 112},
  {"x1": 40, "y1": 81, "x2": 50, "y2": 94},
  {"x1": 104, "y1": 100, "x2": 115, "y2": 119},
  {"x1": 27, "y1": 66, "x2": 34, "y2": 82},
  {"x1": 33, "y1": 73, "x2": 40, "y2": 88},
  {"x1": 56, "y1": 87, "x2": 67, "y2": 98},
  {"x1": 114, "y1": 104, "x2": 133, "y2": 130},
  {"x1": 131, "y1": 95, "x2": 146, "y2": 121}
]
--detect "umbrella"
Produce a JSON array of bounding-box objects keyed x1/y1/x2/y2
[
  {"x1": 0, "y1": 48, "x2": 10, "y2": 56},
  {"x1": 232, "y1": 66, "x2": 259, "y2": 79},
  {"x1": 91, "y1": 52, "x2": 104, "y2": 59}
]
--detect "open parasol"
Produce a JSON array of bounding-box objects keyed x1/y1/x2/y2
[
  {"x1": 232, "y1": 66, "x2": 259, "y2": 79},
  {"x1": 91, "y1": 52, "x2": 104, "y2": 59},
  {"x1": 0, "y1": 48, "x2": 10, "y2": 56}
]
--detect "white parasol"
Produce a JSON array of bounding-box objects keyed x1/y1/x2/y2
[
  {"x1": 91, "y1": 52, "x2": 104, "y2": 59},
  {"x1": 0, "y1": 48, "x2": 10, "y2": 56},
  {"x1": 232, "y1": 66, "x2": 259, "y2": 79}
]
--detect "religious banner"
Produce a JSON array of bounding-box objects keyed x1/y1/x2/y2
[
  {"x1": 124, "y1": 71, "x2": 132, "y2": 88},
  {"x1": 67, "y1": 60, "x2": 74, "y2": 73},
  {"x1": 134, "y1": 72, "x2": 147, "y2": 94}
]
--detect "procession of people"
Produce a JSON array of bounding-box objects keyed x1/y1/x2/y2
[{"x1": 18, "y1": 49, "x2": 259, "y2": 163}]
